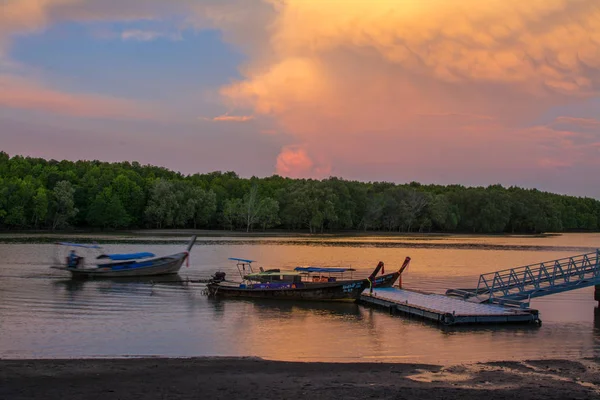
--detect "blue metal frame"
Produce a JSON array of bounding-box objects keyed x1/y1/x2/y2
[
  {"x1": 474, "y1": 249, "x2": 600, "y2": 301},
  {"x1": 294, "y1": 267, "x2": 356, "y2": 273},
  {"x1": 57, "y1": 242, "x2": 102, "y2": 249},
  {"x1": 228, "y1": 257, "x2": 254, "y2": 263}
]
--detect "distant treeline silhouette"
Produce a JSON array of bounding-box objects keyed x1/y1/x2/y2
[{"x1": 0, "y1": 151, "x2": 598, "y2": 233}]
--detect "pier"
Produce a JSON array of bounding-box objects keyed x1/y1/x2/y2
[
  {"x1": 360, "y1": 288, "x2": 540, "y2": 326},
  {"x1": 446, "y1": 249, "x2": 600, "y2": 303},
  {"x1": 361, "y1": 250, "x2": 600, "y2": 326}
]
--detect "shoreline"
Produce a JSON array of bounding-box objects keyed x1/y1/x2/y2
[
  {"x1": 0, "y1": 229, "x2": 561, "y2": 238},
  {"x1": 1, "y1": 357, "x2": 599, "y2": 399}
]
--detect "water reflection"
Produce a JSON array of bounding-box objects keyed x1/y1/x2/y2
[
  {"x1": 52, "y1": 276, "x2": 191, "y2": 297},
  {"x1": 54, "y1": 279, "x2": 86, "y2": 293},
  {"x1": 207, "y1": 297, "x2": 361, "y2": 317},
  {"x1": 53, "y1": 275, "x2": 188, "y2": 289},
  {"x1": 1, "y1": 235, "x2": 600, "y2": 363}
]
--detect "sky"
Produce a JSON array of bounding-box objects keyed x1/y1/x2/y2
[{"x1": 1, "y1": 0, "x2": 600, "y2": 198}]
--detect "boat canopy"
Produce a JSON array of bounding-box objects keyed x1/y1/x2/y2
[
  {"x1": 294, "y1": 267, "x2": 356, "y2": 273},
  {"x1": 97, "y1": 252, "x2": 155, "y2": 261},
  {"x1": 246, "y1": 270, "x2": 300, "y2": 277},
  {"x1": 56, "y1": 242, "x2": 102, "y2": 249},
  {"x1": 228, "y1": 257, "x2": 255, "y2": 263}
]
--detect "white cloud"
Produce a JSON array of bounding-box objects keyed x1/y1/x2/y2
[{"x1": 121, "y1": 29, "x2": 182, "y2": 42}]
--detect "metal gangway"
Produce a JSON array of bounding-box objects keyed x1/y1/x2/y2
[{"x1": 446, "y1": 250, "x2": 600, "y2": 305}]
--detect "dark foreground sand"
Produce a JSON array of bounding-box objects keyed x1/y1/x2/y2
[{"x1": 1, "y1": 357, "x2": 599, "y2": 400}]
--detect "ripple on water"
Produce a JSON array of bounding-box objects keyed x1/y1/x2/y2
[{"x1": 1, "y1": 237, "x2": 600, "y2": 363}]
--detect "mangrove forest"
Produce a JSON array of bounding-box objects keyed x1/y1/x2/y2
[{"x1": 0, "y1": 151, "x2": 599, "y2": 234}]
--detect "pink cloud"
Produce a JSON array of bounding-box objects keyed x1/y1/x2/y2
[
  {"x1": 537, "y1": 158, "x2": 572, "y2": 169},
  {"x1": 215, "y1": 1, "x2": 600, "y2": 184},
  {"x1": 0, "y1": 75, "x2": 157, "y2": 120},
  {"x1": 552, "y1": 117, "x2": 600, "y2": 128},
  {"x1": 3, "y1": 0, "x2": 600, "y2": 195},
  {"x1": 275, "y1": 146, "x2": 331, "y2": 178}
]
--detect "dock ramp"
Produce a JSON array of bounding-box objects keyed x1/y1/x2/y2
[{"x1": 446, "y1": 249, "x2": 600, "y2": 303}]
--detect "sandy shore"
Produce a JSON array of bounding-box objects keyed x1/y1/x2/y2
[{"x1": 1, "y1": 357, "x2": 599, "y2": 399}]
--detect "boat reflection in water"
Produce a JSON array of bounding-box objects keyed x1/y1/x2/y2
[
  {"x1": 207, "y1": 296, "x2": 362, "y2": 317},
  {"x1": 53, "y1": 274, "x2": 190, "y2": 293},
  {"x1": 206, "y1": 257, "x2": 411, "y2": 302}
]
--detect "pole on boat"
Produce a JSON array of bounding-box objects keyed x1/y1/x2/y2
[
  {"x1": 368, "y1": 261, "x2": 385, "y2": 294},
  {"x1": 368, "y1": 261, "x2": 385, "y2": 281},
  {"x1": 186, "y1": 235, "x2": 197, "y2": 252},
  {"x1": 184, "y1": 235, "x2": 197, "y2": 268},
  {"x1": 397, "y1": 257, "x2": 411, "y2": 289}
]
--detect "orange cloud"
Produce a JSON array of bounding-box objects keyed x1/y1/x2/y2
[
  {"x1": 212, "y1": 114, "x2": 254, "y2": 122},
  {"x1": 199, "y1": 114, "x2": 255, "y2": 122},
  {"x1": 0, "y1": 74, "x2": 157, "y2": 119},
  {"x1": 217, "y1": 0, "x2": 600, "y2": 178},
  {"x1": 3, "y1": 0, "x2": 600, "y2": 188}
]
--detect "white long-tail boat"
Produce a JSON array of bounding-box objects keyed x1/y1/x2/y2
[{"x1": 50, "y1": 236, "x2": 196, "y2": 279}]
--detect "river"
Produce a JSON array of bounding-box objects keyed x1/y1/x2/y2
[{"x1": 0, "y1": 232, "x2": 599, "y2": 364}]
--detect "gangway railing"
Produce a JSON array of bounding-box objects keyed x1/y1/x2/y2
[{"x1": 447, "y1": 250, "x2": 600, "y2": 302}]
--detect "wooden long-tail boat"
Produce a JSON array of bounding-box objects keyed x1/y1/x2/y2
[
  {"x1": 50, "y1": 236, "x2": 197, "y2": 279},
  {"x1": 206, "y1": 257, "x2": 411, "y2": 302},
  {"x1": 366, "y1": 257, "x2": 411, "y2": 290}
]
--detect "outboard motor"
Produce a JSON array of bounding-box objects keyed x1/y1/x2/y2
[{"x1": 212, "y1": 271, "x2": 226, "y2": 282}]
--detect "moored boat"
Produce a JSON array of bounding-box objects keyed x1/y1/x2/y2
[
  {"x1": 206, "y1": 256, "x2": 411, "y2": 302},
  {"x1": 241, "y1": 257, "x2": 410, "y2": 289},
  {"x1": 367, "y1": 256, "x2": 411, "y2": 289},
  {"x1": 50, "y1": 236, "x2": 197, "y2": 279}
]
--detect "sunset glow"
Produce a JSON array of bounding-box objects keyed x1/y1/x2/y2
[{"x1": 1, "y1": 0, "x2": 600, "y2": 196}]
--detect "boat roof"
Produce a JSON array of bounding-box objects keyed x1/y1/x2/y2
[
  {"x1": 97, "y1": 252, "x2": 155, "y2": 261},
  {"x1": 246, "y1": 270, "x2": 301, "y2": 277},
  {"x1": 294, "y1": 266, "x2": 356, "y2": 273},
  {"x1": 56, "y1": 242, "x2": 102, "y2": 249},
  {"x1": 228, "y1": 257, "x2": 255, "y2": 263}
]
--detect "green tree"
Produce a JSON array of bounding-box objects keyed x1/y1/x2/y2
[
  {"x1": 51, "y1": 181, "x2": 78, "y2": 230},
  {"x1": 190, "y1": 187, "x2": 217, "y2": 229},
  {"x1": 112, "y1": 174, "x2": 145, "y2": 225},
  {"x1": 223, "y1": 198, "x2": 244, "y2": 230},
  {"x1": 32, "y1": 187, "x2": 48, "y2": 228},
  {"x1": 361, "y1": 193, "x2": 384, "y2": 231},
  {"x1": 243, "y1": 185, "x2": 263, "y2": 232},
  {"x1": 87, "y1": 187, "x2": 130, "y2": 229},
  {"x1": 1, "y1": 152, "x2": 600, "y2": 234},
  {"x1": 257, "y1": 197, "x2": 280, "y2": 230},
  {"x1": 145, "y1": 179, "x2": 178, "y2": 228},
  {"x1": 5, "y1": 206, "x2": 26, "y2": 228}
]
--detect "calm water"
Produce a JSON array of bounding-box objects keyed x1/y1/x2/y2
[{"x1": 1, "y1": 233, "x2": 599, "y2": 364}]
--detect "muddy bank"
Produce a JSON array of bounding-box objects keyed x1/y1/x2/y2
[{"x1": 1, "y1": 357, "x2": 599, "y2": 399}]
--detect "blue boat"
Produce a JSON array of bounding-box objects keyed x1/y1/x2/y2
[{"x1": 50, "y1": 236, "x2": 196, "y2": 279}]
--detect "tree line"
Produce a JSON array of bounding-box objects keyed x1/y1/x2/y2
[{"x1": 1, "y1": 151, "x2": 599, "y2": 234}]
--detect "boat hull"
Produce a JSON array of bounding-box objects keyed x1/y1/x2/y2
[
  {"x1": 371, "y1": 271, "x2": 400, "y2": 288},
  {"x1": 245, "y1": 271, "x2": 399, "y2": 287},
  {"x1": 51, "y1": 252, "x2": 188, "y2": 279},
  {"x1": 207, "y1": 279, "x2": 368, "y2": 302}
]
